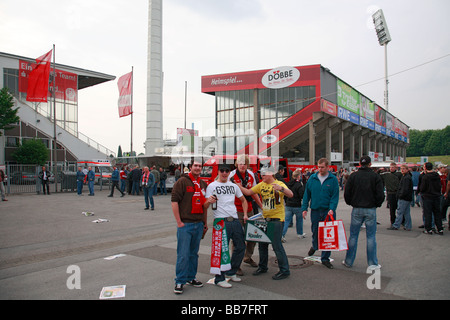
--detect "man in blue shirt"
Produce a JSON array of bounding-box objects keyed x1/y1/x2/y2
[
  {"x1": 108, "y1": 166, "x2": 125, "y2": 198},
  {"x1": 87, "y1": 167, "x2": 95, "y2": 196},
  {"x1": 76, "y1": 167, "x2": 85, "y2": 196},
  {"x1": 301, "y1": 158, "x2": 340, "y2": 269}
]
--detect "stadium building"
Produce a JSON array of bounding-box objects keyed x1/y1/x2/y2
[
  {"x1": 202, "y1": 64, "x2": 409, "y2": 165},
  {"x1": 0, "y1": 51, "x2": 116, "y2": 165}
]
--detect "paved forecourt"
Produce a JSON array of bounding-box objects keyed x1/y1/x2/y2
[{"x1": 0, "y1": 188, "x2": 449, "y2": 301}]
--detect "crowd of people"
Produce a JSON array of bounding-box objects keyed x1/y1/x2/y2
[
  {"x1": 170, "y1": 155, "x2": 449, "y2": 295},
  {"x1": 73, "y1": 164, "x2": 172, "y2": 211}
]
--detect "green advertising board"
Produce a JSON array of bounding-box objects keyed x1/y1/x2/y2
[
  {"x1": 337, "y1": 79, "x2": 360, "y2": 114},
  {"x1": 245, "y1": 219, "x2": 275, "y2": 243}
]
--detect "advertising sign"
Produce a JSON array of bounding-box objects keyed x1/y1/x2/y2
[
  {"x1": 261, "y1": 66, "x2": 301, "y2": 89},
  {"x1": 321, "y1": 99, "x2": 338, "y2": 117},
  {"x1": 337, "y1": 106, "x2": 359, "y2": 125},
  {"x1": 19, "y1": 60, "x2": 78, "y2": 102},
  {"x1": 201, "y1": 65, "x2": 321, "y2": 93},
  {"x1": 176, "y1": 128, "x2": 199, "y2": 154},
  {"x1": 245, "y1": 220, "x2": 274, "y2": 243},
  {"x1": 337, "y1": 79, "x2": 360, "y2": 114},
  {"x1": 360, "y1": 97, "x2": 375, "y2": 122}
]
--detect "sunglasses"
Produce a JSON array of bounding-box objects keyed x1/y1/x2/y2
[{"x1": 219, "y1": 168, "x2": 230, "y2": 173}]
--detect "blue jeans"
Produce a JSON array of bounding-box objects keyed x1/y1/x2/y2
[
  {"x1": 215, "y1": 219, "x2": 246, "y2": 283},
  {"x1": 310, "y1": 209, "x2": 335, "y2": 262},
  {"x1": 120, "y1": 179, "x2": 127, "y2": 192},
  {"x1": 344, "y1": 207, "x2": 378, "y2": 267},
  {"x1": 88, "y1": 181, "x2": 94, "y2": 195},
  {"x1": 175, "y1": 222, "x2": 204, "y2": 285},
  {"x1": 282, "y1": 206, "x2": 303, "y2": 237},
  {"x1": 132, "y1": 181, "x2": 140, "y2": 195},
  {"x1": 258, "y1": 220, "x2": 290, "y2": 275},
  {"x1": 393, "y1": 199, "x2": 412, "y2": 229},
  {"x1": 143, "y1": 186, "x2": 154, "y2": 209},
  {"x1": 77, "y1": 180, "x2": 83, "y2": 195},
  {"x1": 159, "y1": 179, "x2": 167, "y2": 195}
]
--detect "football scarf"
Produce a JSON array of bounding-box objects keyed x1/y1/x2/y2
[
  {"x1": 210, "y1": 219, "x2": 231, "y2": 275},
  {"x1": 188, "y1": 172, "x2": 206, "y2": 214}
]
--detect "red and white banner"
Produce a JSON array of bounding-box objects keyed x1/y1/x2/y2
[
  {"x1": 117, "y1": 71, "x2": 133, "y2": 118},
  {"x1": 26, "y1": 50, "x2": 52, "y2": 102},
  {"x1": 19, "y1": 60, "x2": 78, "y2": 102}
]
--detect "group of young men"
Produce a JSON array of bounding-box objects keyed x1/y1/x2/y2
[
  {"x1": 170, "y1": 154, "x2": 449, "y2": 294},
  {"x1": 170, "y1": 155, "x2": 342, "y2": 295}
]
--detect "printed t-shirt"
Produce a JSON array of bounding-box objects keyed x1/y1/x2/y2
[
  {"x1": 251, "y1": 180, "x2": 288, "y2": 221},
  {"x1": 206, "y1": 180, "x2": 243, "y2": 219}
]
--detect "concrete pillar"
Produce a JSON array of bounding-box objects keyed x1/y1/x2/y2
[
  {"x1": 309, "y1": 120, "x2": 315, "y2": 165},
  {"x1": 145, "y1": 0, "x2": 163, "y2": 155}
]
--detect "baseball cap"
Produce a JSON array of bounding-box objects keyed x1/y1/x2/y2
[
  {"x1": 360, "y1": 155, "x2": 371, "y2": 166},
  {"x1": 260, "y1": 166, "x2": 275, "y2": 176}
]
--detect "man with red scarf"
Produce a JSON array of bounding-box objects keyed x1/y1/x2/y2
[{"x1": 171, "y1": 159, "x2": 208, "y2": 294}]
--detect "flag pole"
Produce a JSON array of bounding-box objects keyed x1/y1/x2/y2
[
  {"x1": 52, "y1": 44, "x2": 58, "y2": 193},
  {"x1": 131, "y1": 66, "x2": 134, "y2": 156}
]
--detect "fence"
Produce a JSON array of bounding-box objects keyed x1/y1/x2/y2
[{"x1": 2, "y1": 164, "x2": 111, "y2": 195}]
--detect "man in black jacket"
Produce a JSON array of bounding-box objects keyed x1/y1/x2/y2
[
  {"x1": 39, "y1": 166, "x2": 52, "y2": 195},
  {"x1": 387, "y1": 164, "x2": 413, "y2": 231},
  {"x1": 420, "y1": 162, "x2": 444, "y2": 235},
  {"x1": 343, "y1": 156, "x2": 384, "y2": 269},
  {"x1": 381, "y1": 163, "x2": 402, "y2": 225}
]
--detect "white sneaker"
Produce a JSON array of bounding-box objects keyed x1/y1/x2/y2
[
  {"x1": 226, "y1": 274, "x2": 241, "y2": 282},
  {"x1": 216, "y1": 280, "x2": 232, "y2": 288},
  {"x1": 368, "y1": 264, "x2": 381, "y2": 271},
  {"x1": 297, "y1": 233, "x2": 306, "y2": 238}
]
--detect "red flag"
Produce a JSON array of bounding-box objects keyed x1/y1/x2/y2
[
  {"x1": 117, "y1": 71, "x2": 133, "y2": 118},
  {"x1": 26, "y1": 50, "x2": 53, "y2": 102}
]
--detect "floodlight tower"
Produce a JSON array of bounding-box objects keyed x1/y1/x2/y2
[{"x1": 372, "y1": 9, "x2": 392, "y2": 112}]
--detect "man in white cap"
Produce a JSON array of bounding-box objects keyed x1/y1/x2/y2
[{"x1": 236, "y1": 166, "x2": 293, "y2": 280}]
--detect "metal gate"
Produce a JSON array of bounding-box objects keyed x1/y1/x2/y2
[{"x1": 5, "y1": 164, "x2": 41, "y2": 194}]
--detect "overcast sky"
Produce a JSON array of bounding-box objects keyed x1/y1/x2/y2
[{"x1": 1, "y1": 0, "x2": 449, "y2": 155}]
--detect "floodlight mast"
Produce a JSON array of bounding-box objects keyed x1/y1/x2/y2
[{"x1": 372, "y1": 9, "x2": 392, "y2": 112}]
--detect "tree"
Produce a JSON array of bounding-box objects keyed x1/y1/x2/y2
[
  {"x1": 407, "y1": 126, "x2": 450, "y2": 157},
  {"x1": 0, "y1": 87, "x2": 20, "y2": 136},
  {"x1": 12, "y1": 139, "x2": 49, "y2": 165},
  {"x1": 118, "y1": 145, "x2": 123, "y2": 158}
]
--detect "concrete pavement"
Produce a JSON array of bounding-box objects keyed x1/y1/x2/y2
[{"x1": 0, "y1": 188, "x2": 449, "y2": 301}]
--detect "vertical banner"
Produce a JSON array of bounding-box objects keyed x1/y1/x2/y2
[
  {"x1": 26, "y1": 50, "x2": 52, "y2": 102},
  {"x1": 117, "y1": 71, "x2": 133, "y2": 118}
]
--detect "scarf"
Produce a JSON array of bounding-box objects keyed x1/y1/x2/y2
[
  {"x1": 188, "y1": 172, "x2": 206, "y2": 214},
  {"x1": 210, "y1": 218, "x2": 231, "y2": 275}
]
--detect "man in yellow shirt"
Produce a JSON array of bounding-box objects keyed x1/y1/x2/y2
[{"x1": 237, "y1": 166, "x2": 293, "y2": 280}]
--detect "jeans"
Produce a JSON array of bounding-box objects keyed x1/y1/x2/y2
[
  {"x1": 143, "y1": 186, "x2": 154, "y2": 209},
  {"x1": 258, "y1": 220, "x2": 290, "y2": 275},
  {"x1": 159, "y1": 179, "x2": 167, "y2": 195},
  {"x1": 153, "y1": 183, "x2": 158, "y2": 196},
  {"x1": 175, "y1": 222, "x2": 204, "y2": 285},
  {"x1": 77, "y1": 180, "x2": 83, "y2": 195},
  {"x1": 42, "y1": 180, "x2": 50, "y2": 194},
  {"x1": 310, "y1": 209, "x2": 335, "y2": 262},
  {"x1": 88, "y1": 181, "x2": 94, "y2": 195},
  {"x1": 132, "y1": 181, "x2": 140, "y2": 195},
  {"x1": 393, "y1": 199, "x2": 412, "y2": 229},
  {"x1": 344, "y1": 207, "x2": 379, "y2": 267},
  {"x1": 215, "y1": 219, "x2": 246, "y2": 284},
  {"x1": 282, "y1": 206, "x2": 303, "y2": 237},
  {"x1": 120, "y1": 179, "x2": 127, "y2": 192},
  {"x1": 422, "y1": 196, "x2": 443, "y2": 231},
  {"x1": 110, "y1": 181, "x2": 124, "y2": 196}
]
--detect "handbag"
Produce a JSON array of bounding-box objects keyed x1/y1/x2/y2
[{"x1": 318, "y1": 214, "x2": 348, "y2": 251}]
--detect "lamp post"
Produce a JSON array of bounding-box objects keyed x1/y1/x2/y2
[{"x1": 372, "y1": 9, "x2": 392, "y2": 112}]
